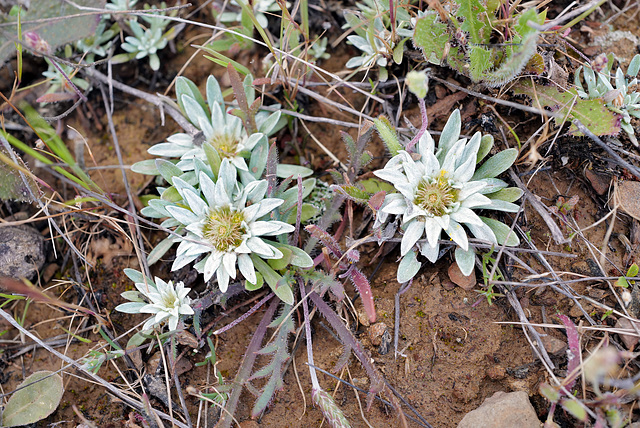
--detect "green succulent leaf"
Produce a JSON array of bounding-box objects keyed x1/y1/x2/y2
[
  {"x1": 539, "y1": 382, "x2": 560, "y2": 403},
  {"x1": 131, "y1": 159, "x2": 160, "y2": 175},
  {"x1": 398, "y1": 249, "x2": 421, "y2": 283},
  {"x1": 176, "y1": 76, "x2": 208, "y2": 115},
  {"x1": 485, "y1": 187, "x2": 524, "y2": 203},
  {"x1": 267, "y1": 247, "x2": 293, "y2": 271},
  {"x1": 472, "y1": 148, "x2": 518, "y2": 180},
  {"x1": 455, "y1": 247, "x2": 476, "y2": 276},
  {"x1": 271, "y1": 242, "x2": 314, "y2": 268},
  {"x1": 147, "y1": 236, "x2": 175, "y2": 265},
  {"x1": 481, "y1": 217, "x2": 519, "y2": 246},
  {"x1": 476, "y1": 135, "x2": 494, "y2": 163},
  {"x1": 245, "y1": 271, "x2": 264, "y2": 291},
  {"x1": 155, "y1": 159, "x2": 183, "y2": 185},
  {"x1": 276, "y1": 164, "x2": 314, "y2": 179}
]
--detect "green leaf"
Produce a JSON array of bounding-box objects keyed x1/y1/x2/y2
[
  {"x1": 393, "y1": 37, "x2": 408, "y2": 65},
  {"x1": 251, "y1": 255, "x2": 293, "y2": 304},
  {"x1": 398, "y1": 249, "x2": 421, "y2": 283},
  {"x1": 615, "y1": 276, "x2": 630, "y2": 288},
  {"x1": 126, "y1": 331, "x2": 150, "y2": 350},
  {"x1": 513, "y1": 81, "x2": 622, "y2": 136},
  {"x1": 628, "y1": 263, "x2": 639, "y2": 277},
  {"x1": 245, "y1": 271, "x2": 264, "y2": 291},
  {"x1": 485, "y1": 187, "x2": 524, "y2": 203},
  {"x1": 472, "y1": 148, "x2": 518, "y2": 180},
  {"x1": 131, "y1": 159, "x2": 159, "y2": 175},
  {"x1": 267, "y1": 247, "x2": 292, "y2": 271},
  {"x1": 123, "y1": 268, "x2": 145, "y2": 284},
  {"x1": 539, "y1": 382, "x2": 559, "y2": 403},
  {"x1": 248, "y1": 137, "x2": 268, "y2": 179},
  {"x1": 469, "y1": 45, "x2": 493, "y2": 81},
  {"x1": 359, "y1": 178, "x2": 395, "y2": 194},
  {"x1": 203, "y1": 141, "x2": 222, "y2": 180},
  {"x1": 281, "y1": 178, "x2": 316, "y2": 211},
  {"x1": 155, "y1": 159, "x2": 182, "y2": 185},
  {"x1": 271, "y1": 242, "x2": 314, "y2": 268},
  {"x1": 284, "y1": 203, "x2": 318, "y2": 224},
  {"x1": 455, "y1": 247, "x2": 476, "y2": 276},
  {"x1": 176, "y1": 76, "x2": 207, "y2": 116},
  {"x1": 457, "y1": 0, "x2": 490, "y2": 44},
  {"x1": 331, "y1": 184, "x2": 371, "y2": 203},
  {"x1": 413, "y1": 12, "x2": 450, "y2": 66},
  {"x1": 274, "y1": 276, "x2": 295, "y2": 306},
  {"x1": 480, "y1": 26, "x2": 539, "y2": 87},
  {"x1": 276, "y1": 164, "x2": 314, "y2": 179},
  {"x1": 160, "y1": 186, "x2": 182, "y2": 203},
  {"x1": 374, "y1": 117, "x2": 402, "y2": 156},
  {"x1": 147, "y1": 236, "x2": 175, "y2": 265},
  {"x1": 0, "y1": 142, "x2": 41, "y2": 202},
  {"x1": 481, "y1": 217, "x2": 519, "y2": 246},
  {"x1": 2, "y1": 371, "x2": 64, "y2": 427},
  {"x1": 561, "y1": 399, "x2": 587, "y2": 422}
]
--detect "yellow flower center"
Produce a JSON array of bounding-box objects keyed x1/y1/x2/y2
[
  {"x1": 202, "y1": 206, "x2": 246, "y2": 252},
  {"x1": 414, "y1": 174, "x2": 458, "y2": 216},
  {"x1": 161, "y1": 291, "x2": 177, "y2": 308},
  {"x1": 209, "y1": 133, "x2": 239, "y2": 158}
]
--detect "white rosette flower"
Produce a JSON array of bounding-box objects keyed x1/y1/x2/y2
[
  {"x1": 374, "y1": 109, "x2": 521, "y2": 281},
  {"x1": 164, "y1": 159, "x2": 295, "y2": 291},
  {"x1": 115, "y1": 269, "x2": 194, "y2": 332},
  {"x1": 119, "y1": 16, "x2": 168, "y2": 71},
  {"x1": 133, "y1": 75, "x2": 282, "y2": 183},
  {"x1": 575, "y1": 53, "x2": 640, "y2": 145}
]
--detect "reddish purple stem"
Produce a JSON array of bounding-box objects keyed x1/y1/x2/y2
[{"x1": 406, "y1": 98, "x2": 428, "y2": 152}]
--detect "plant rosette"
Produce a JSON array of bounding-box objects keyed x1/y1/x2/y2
[
  {"x1": 153, "y1": 159, "x2": 309, "y2": 296},
  {"x1": 373, "y1": 109, "x2": 522, "y2": 282},
  {"x1": 575, "y1": 54, "x2": 640, "y2": 145},
  {"x1": 115, "y1": 269, "x2": 194, "y2": 332},
  {"x1": 133, "y1": 75, "x2": 282, "y2": 184}
]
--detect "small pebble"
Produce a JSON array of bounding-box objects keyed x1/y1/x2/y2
[
  {"x1": 368, "y1": 322, "x2": 389, "y2": 347},
  {"x1": 486, "y1": 365, "x2": 506, "y2": 380},
  {"x1": 584, "y1": 169, "x2": 610, "y2": 195},
  {"x1": 615, "y1": 317, "x2": 640, "y2": 350},
  {"x1": 0, "y1": 226, "x2": 45, "y2": 280},
  {"x1": 448, "y1": 262, "x2": 476, "y2": 290}
]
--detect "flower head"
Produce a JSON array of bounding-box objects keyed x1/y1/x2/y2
[
  {"x1": 115, "y1": 270, "x2": 194, "y2": 332},
  {"x1": 575, "y1": 54, "x2": 640, "y2": 145},
  {"x1": 140, "y1": 75, "x2": 281, "y2": 183},
  {"x1": 165, "y1": 159, "x2": 295, "y2": 291},
  {"x1": 345, "y1": 18, "x2": 392, "y2": 70},
  {"x1": 374, "y1": 109, "x2": 520, "y2": 280},
  {"x1": 120, "y1": 16, "x2": 169, "y2": 71}
]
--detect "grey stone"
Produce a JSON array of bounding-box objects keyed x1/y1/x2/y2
[
  {"x1": 0, "y1": 226, "x2": 45, "y2": 280},
  {"x1": 458, "y1": 391, "x2": 541, "y2": 428}
]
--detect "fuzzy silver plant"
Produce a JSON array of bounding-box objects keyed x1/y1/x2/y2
[
  {"x1": 132, "y1": 74, "x2": 283, "y2": 185},
  {"x1": 374, "y1": 107, "x2": 522, "y2": 283},
  {"x1": 575, "y1": 54, "x2": 640, "y2": 146}
]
